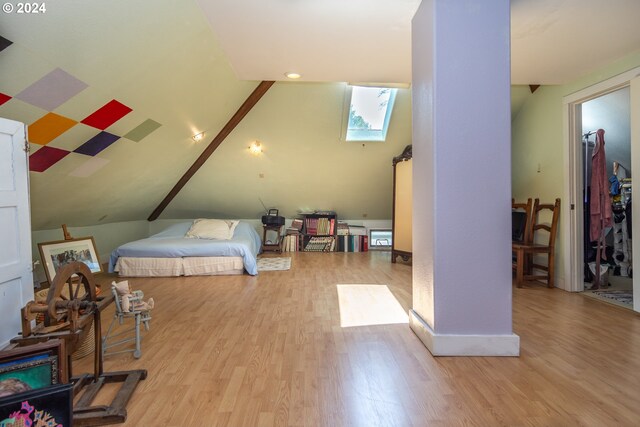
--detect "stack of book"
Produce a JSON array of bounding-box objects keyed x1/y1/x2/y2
[
  {"x1": 282, "y1": 234, "x2": 300, "y2": 252},
  {"x1": 337, "y1": 221, "x2": 349, "y2": 236},
  {"x1": 289, "y1": 219, "x2": 303, "y2": 232},
  {"x1": 282, "y1": 219, "x2": 303, "y2": 252},
  {"x1": 304, "y1": 236, "x2": 336, "y2": 252}
]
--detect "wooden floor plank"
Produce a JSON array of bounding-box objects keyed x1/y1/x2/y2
[{"x1": 75, "y1": 252, "x2": 640, "y2": 426}]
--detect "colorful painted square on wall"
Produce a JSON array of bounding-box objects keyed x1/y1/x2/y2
[
  {"x1": 68, "y1": 157, "x2": 110, "y2": 177},
  {"x1": 0, "y1": 36, "x2": 12, "y2": 52},
  {"x1": 74, "y1": 131, "x2": 120, "y2": 156},
  {"x1": 0, "y1": 93, "x2": 10, "y2": 107},
  {"x1": 81, "y1": 100, "x2": 132, "y2": 130},
  {"x1": 14, "y1": 68, "x2": 88, "y2": 111},
  {"x1": 28, "y1": 113, "x2": 77, "y2": 145},
  {"x1": 29, "y1": 146, "x2": 70, "y2": 172},
  {"x1": 124, "y1": 119, "x2": 162, "y2": 142}
]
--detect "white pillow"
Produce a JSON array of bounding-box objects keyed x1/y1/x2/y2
[{"x1": 185, "y1": 219, "x2": 239, "y2": 240}]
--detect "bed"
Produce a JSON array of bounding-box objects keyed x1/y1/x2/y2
[{"x1": 108, "y1": 220, "x2": 262, "y2": 276}]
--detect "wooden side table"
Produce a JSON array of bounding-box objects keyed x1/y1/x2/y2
[{"x1": 262, "y1": 225, "x2": 283, "y2": 253}]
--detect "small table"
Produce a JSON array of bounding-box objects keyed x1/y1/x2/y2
[{"x1": 262, "y1": 225, "x2": 283, "y2": 253}]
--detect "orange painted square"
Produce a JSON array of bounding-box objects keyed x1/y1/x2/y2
[{"x1": 29, "y1": 113, "x2": 77, "y2": 145}]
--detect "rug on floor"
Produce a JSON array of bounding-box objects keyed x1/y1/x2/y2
[
  {"x1": 591, "y1": 290, "x2": 633, "y2": 306},
  {"x1": 257, "y1": 257, "x2": 291, "y2": 271}
]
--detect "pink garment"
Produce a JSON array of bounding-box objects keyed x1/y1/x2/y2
[{"x1": 589, "y1": 129, "x2": 612, "y2": 241}]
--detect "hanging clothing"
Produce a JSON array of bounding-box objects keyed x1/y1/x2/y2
[
  {"x1": 589, "y1": 129, "x2": 612, "y2": 241},
  {"x1": 609, "y1": 175, "x2": 620, "y2": 196}
]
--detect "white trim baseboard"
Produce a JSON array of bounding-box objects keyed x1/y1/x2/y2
[{"x1": 409, "y1": 310, "x2": 520, "y2": 356}]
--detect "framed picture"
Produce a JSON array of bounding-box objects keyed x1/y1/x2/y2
[
  {"x1": 38, "y1": 236, "x2": 102, "y2": 284},
  {"x1": 0, "y1": 383, "x2": 73, "y2": 426},
  {"x1": 0, "y1": 340, "x2": 68, "y2": 391}
]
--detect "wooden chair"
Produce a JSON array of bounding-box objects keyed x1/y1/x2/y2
[
  {"x1": 512, "y1": 198, "x2": 561, "y2": 288},
  {"x1": 512, "y1": 198, "x2": 533, "y2": 244},
  {"x1": 512, "y1": 198, "x2": 533, "y2": 274}
]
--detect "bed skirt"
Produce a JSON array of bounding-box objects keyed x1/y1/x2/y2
[{"x1": 114, "y1": 256, "x2": 245, "y2": 277}]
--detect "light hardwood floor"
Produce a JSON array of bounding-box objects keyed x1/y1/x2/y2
[{"x1": 76, "y1": 252, "x2": 640, "y2": 427}]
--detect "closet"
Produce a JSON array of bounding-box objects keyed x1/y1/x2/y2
[
  {"x1": 581, "y1": 87, "x2": 632, "y2": 289},
  {"x1": 392, "y1": 145, "x2": 412, "y2": 263}
]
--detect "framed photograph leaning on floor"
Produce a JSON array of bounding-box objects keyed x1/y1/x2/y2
[{"x1": 38, "y1": 236, "x2": 102, "y2": 284}]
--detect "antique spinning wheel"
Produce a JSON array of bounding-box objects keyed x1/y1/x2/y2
[
  {"x1": 43, "y1": 262, "x2": 98, "y2": 352},
  {"x1": 14, "y1": 261, "x2": 147, "y2": 427},
  {"x1": 46, "y1": 262, "x2": 97, "y2": 316}
]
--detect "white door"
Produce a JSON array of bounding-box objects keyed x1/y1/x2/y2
[
  {"x1": 631, "y1": 76, "x2": 640, "y2": 312},
  {"x1": 0, "y1": 118, "x2": 33, "y2": 347}
]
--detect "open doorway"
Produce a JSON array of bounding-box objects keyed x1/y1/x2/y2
[
  {"x1": 580, "y1": 87, "x2": 633, "y2": 309},
  {"x1": 562, "y1": 67, "x2": 640, "y2": 313}
]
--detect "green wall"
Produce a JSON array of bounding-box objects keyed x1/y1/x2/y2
[{"x1": 511, "y1": 50, "x2": 640, "y2": 286}]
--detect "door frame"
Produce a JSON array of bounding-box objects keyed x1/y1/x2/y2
[{"x1": 562, "y1": 66, "x2": 640, "y2": 297}]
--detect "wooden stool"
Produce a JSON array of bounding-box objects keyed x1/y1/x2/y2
[{"x1": 262, "y1": 225, "x2": 283, "y2": 253}]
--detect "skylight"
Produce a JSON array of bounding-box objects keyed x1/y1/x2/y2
[{"x1": 345, "y1": 86, "x2": 397, "y2": 142}]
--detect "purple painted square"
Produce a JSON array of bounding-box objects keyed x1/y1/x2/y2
[
  {"x1": 74, "y1": 131, "x2": 120, "y2": 156},
  {"x1": 15, "y1": 68, "x2": 88, "y2": 111}
]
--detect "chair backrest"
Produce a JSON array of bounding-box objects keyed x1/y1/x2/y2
[
  {"x1": 111, "y1": 284, "x2": 125, "y2": 315},
  {"x1": 512, "y1": 198, "x2": 533, "y2": 243},
  {"x1": 530, "y1": 198, "x2": 561, "y2": 249}
]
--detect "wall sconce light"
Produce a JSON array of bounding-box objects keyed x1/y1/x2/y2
[
  {"x1": 249, "y1": 141, "x2": 262, "y2": 154},
  {"x1": 192, "y1": 132, "x2": 205, "y2": 142}
]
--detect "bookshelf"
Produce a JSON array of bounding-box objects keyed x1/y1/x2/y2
[{"x1": 300, "y1": 211, "x2": 337, "y2": 252}]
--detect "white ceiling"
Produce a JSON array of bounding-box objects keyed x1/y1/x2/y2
[{"x1": 197, "y1": 0, "x2": 640, "y2": 85}]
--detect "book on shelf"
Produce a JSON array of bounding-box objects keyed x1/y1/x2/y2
[
  {"x1": 290, "y1": 218, "x2": 303, "y2": 231},
  {"x1": 304, "y1": 217, "x2": 336, "y2": 236},
  {"x1": 282, "y1": 234, "x2": 300, "y2": 252},
  {"x1": 336, "y1": 235, "x2": 368, "y2": 253},
  {"x1": 304, "y1": 236, "x2": 335, "y2": 252}
]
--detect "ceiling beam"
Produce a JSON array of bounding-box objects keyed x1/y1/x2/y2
[{"x1": 148, "y1": 80, "x2": 275, "y2": 221}]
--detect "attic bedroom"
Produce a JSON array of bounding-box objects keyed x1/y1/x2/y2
[{"x1": 2, "y1": 1, "x2": 640, "y2": 426}]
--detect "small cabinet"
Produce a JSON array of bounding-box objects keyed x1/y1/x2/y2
[{"x1": 392, "y1": 145, "x2": 412, "y2": 262}]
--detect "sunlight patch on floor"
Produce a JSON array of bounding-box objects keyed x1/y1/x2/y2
[{"x1": 336, "y1": 284, "x2": 409, "y2": 327}]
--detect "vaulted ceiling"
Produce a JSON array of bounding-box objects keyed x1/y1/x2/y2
[
  {"x1": 0, "y1": 0, "x2": 638, "y2": 230},
  {"x1": 198, "y1": 0, "x2": 640, "y2": 85}
]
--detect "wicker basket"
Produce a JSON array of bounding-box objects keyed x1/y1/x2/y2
[{"x1": 35, "y1": 284, "x2": 99, "y2": 360}]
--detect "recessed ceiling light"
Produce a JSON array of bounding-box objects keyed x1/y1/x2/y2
[
  {"x1": 285, "y1": 72, "x2": 302, "y2": 80},
  {"x1": 192, "y1": 132, "x2": 204, "y2": 142}
]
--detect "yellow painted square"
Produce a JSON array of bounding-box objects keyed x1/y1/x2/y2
[{"x1": 28, "y1": 112, "x2": 77, "y2": 145}]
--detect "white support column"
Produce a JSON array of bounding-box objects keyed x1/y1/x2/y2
[{"x1": 410, "y1": 0, "x2": 519, "y2": 356}]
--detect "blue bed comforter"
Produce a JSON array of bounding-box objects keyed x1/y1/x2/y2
[{"x1": 108, "y1": 221, "x2": 262, "y2": 275}]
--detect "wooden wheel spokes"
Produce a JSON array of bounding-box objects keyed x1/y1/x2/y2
[
  {"x1": 67, "y1": 281, "x2": 74, "y2": 301},
  {"x1": 46, "y1": 262, "x2": 98, "y2": 324}
]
